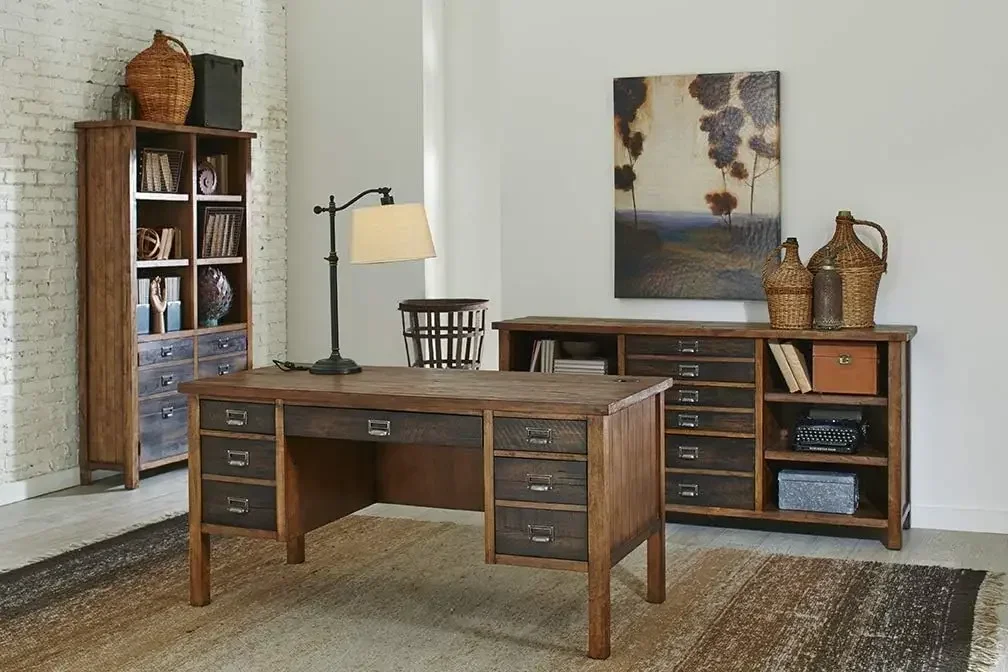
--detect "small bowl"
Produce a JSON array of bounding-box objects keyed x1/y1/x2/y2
[{"x1": 562, "y1": 341, "x2": 600, "y2": 358}]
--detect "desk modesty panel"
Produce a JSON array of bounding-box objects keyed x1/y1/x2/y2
[{"x1": 179, "y1": 366, "x2": 674, "y2": 660}]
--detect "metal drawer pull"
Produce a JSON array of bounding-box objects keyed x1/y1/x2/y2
[
  {"x1": 526, "y1": 474, "x2": 554, "y2": 492},
  {"x1": 160, "y1": 373, "x2": 174, "y2": 387},
  {"x1": 678, "y1": 389, "x2": 700, "y2": 404},
  {"x1": 226, "y1": 450, "x2": 249, "y2": 468},
  {"x1": 678, "y1": 364, "x2": 700, "y2": 378},
  {"x1": 368, "y1": 419, "x2": 391, "y2": 437},
  {"x1": 217, "y1": 363, "x2": 231, "y2": 376},
  {"x1": 226, "y1": 496, "x2": 249, "y2": 514},
  {"x1": 160, "y1": 345, "x2": 173, "y2": 357},
  {"x1": 217, "y1": 337, "x2": 231, "y2": 350},
  {"x1": 837, "y1": 353, "x2": 852, "y2": 365},
  {"x1": 225, "y1": 409, "x2": 248, "y2": 426},
  {"x1": 678, "y1": 445, "x2": 699, "y2": 460},
  {"x1": 678, "y1": 339, "x2": 699, "y2": 354},
  {"x1": 527, "y1": 524, "x2": 555, "y2": 544},
  {"x1": 678, "y1": 483, "x2": 699, "y2": 498},
  {"x1": 526, "y1": 427, "x2": 553, "y2": 445},
  {"x1": 677, "y1": 413, "x2": 699, "y2": 428},
  {"x1": 161, "y1": 406, "x2": 174, "y2": 419}
]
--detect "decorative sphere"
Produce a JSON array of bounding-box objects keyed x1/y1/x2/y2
[{"x1": 197, "y1": 266, "x2": 233, "y2": 327}]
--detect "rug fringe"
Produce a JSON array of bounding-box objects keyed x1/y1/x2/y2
[{"x1": 968, "y1": 572, "x2": 1008, "y2": 672}]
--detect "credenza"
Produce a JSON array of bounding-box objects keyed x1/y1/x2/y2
[{"x1": 494, "y1": 317, "x2": 916, "y2": 549}]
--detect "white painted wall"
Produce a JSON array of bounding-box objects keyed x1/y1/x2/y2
[
  {"x1": 286, "y1": 1, "x2": 426, "y2": 368},
  {"x1": 446, "y1": 0, "x2": 1008, "y2": 532}
]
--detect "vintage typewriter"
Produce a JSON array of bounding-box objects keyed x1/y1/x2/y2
[{"x1": 792, "y1": 407, "x2": 867, "y2": 454}]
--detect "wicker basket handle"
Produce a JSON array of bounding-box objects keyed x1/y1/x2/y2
[
  {"x1": 157, "y1": 30, "x2": 191, "y2": 63},
  {"x1": 761, "y1": 243, "x2": 786, "y2": 283},
  {"x1": 853, "y1": 218, "x2": 888, "y2": 269}
]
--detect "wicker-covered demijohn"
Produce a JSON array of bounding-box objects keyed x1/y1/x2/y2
[
  {"x1": 762, "y1": 237, "x2": 813, "y2": 329},
  {"x1": 808, "y1": 210, "x2": 887, "y2": 328},
  {"x1": 125, "y1": 30, "x2": 194, "y2": 125}
]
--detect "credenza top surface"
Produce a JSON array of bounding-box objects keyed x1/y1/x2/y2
[
  {"x1": 493, "y1": 316, "x2": 917, "y2": 342},
  {"x1": 179, "y1": 366, "x2": 673, "y2": 416}
]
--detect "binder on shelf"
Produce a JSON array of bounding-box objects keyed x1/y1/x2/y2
[{"x1": 768, "y1": 340, "x2": 800, "y2": 393}]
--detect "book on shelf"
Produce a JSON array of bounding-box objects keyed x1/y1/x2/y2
[
  {"x1": 780, "y1": 342, "x2": 812, "y2": 393},
  {"x1": 529, "y1": 340, "x2": 542, "y2": 372},
  {"x1": 163, "y1": 276, "x2": 180, "y2": 302},
  {"x1": 553, "y1": 358, "x2": 608, "y2": 375},
  {"x1": 529, "y1": 339, "x2": 557, "y2": 373},
  {"x1": 137, "y1": 278, "x2": 150, "y2": 306},
  {"x1": 768, "y1": 340, "x2": 800, "y2": 393}
]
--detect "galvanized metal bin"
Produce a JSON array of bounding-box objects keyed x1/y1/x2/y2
[{"x1": 778, "y1": 469, "x2": 859, "y2": 515}]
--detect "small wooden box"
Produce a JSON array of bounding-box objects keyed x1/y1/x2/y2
[{"x1": 812, "y1": 342, "x2": 878, "y2": 395}]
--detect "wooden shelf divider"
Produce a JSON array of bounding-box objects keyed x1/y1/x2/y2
[{"x1": 764, "y1": 391, "x2": 888, "y2": 407}]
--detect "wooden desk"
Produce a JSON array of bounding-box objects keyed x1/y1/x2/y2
[{"x1": 179, "y1": 366, "x2": 672, "y2": 659}]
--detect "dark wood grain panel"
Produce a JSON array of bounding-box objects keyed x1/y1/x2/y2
[
  {"x1": 665, "y1": 409, "x2": 754, "y2": 434},
  {"x1": 669, "y1": 385, "x2": 754, "y2": 408},
  {"x1": 284, "y1": 406, "x2": 482, "y2": 448},
  {"x1": 201, "y1": 436, "x2": 275, "y2": 480},
  {"x1": 139, "y1": 393, "x2": 188, "y2": 464},
  {"x1": 666, "y1": 473, "x2": 754, "y2": 510},
  {"x1": 138, "y1": 336, "x2": 195, "y2": 367},
  {"x1": 666, "y1": 435, "x2": 755, "y2": 472},
  {"x1": 627, "y1": 358, "x2": 755, "y2": 383},
  {"x1": 494, "y1": 457, "x2": 586, "y2": 505},
  {"x1": 198, "y1": 329, "x2": 248, "y2": 358},
  {"x1": 606, "y1": 397, "x2": 660, "y2": 564},
  {"x1": 197, "y1": 352, "x2": 247, "y2": 379},
  {"x1": 376, "y1": 443, "x2": 483, "y2": 511},
  {"x1": 626, "y1": 335, "x2": 754, "y2": 357},
  {"x1": 138, "y1": 360, "x2": 194, "y2": 398},
  {"x1": 286, "y1": 437, "x2": 376, "y2": 536},
  {"x1": 201, "y1": 399, "x2": 275, "y2": 435},
  {"x1": 494, "y1": 417, "x2": 587, "y2": 454},
  {"x1": 495, "y1": 506, "x2": 587, "y2": 561},
  {"x1": 202, "y1": 480, "x2": 276, "y2": 530}
]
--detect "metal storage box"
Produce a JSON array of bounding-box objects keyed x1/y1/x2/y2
[
  {"x1": 186, "y1": 54, "x2": 243, "y2": 130},
  {"x1": 778, "y1": 469, "x2": 858, "y2": 515}
]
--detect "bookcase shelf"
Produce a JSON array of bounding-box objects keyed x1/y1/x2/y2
[
  {"x1": 197, "y1": 257, "x2": 244, "y2": 266},
  {"x1": 764, "y1": 447, "x2": 888, "y2": 467},
  {"x1": 137, "y1": 258, "x2": 189, "y2": 269},
  {"x1": 196, "y1": 194, "x2": 243, "y2": 203},
  {"x1": 764, "y1": 391, "x2": 888, "y2": 407},
  {"x1": 137, "y1": 192, "x2": 189, "y2": 202}
]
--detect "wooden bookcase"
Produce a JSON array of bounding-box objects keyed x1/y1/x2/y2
[
  {"x1": 494, "y1": 317, "x2": 916, "y2": 549},
  {"x1": 75, "y1": 120, "x2": 257, "y2": 488}
]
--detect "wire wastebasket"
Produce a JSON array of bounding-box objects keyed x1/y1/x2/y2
[{"x1": 399, "y1": 299, "x2": 488, "y2": 369}]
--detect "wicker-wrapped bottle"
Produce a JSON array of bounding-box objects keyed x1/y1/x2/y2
[
  {"x1": 762, "y1": 237, "x2": 813, "y2": 329},
  {"x1": 808, "y1": 211, "x2": 887, "y2": 328},
  {"x1": 125, "y1": 30, "x2": 194, "y2": 125}
]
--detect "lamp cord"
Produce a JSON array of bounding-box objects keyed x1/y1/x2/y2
[{"x1": 273, "y1": 359, "x2": 311, "y2": 372}]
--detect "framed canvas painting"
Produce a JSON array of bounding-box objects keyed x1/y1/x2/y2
[{"x1": 613, "y1": 71, "x2": 781, "y2": 300}]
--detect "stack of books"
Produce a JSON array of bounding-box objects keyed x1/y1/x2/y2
[
  {"x1": 767, "y1": 340, "x2": 812, "y2": 392},
  {"x1": 140, "y1": 150, "x2": 178, "y2": 192},
  {"x1": 200, "y1": 210, "x2": 243, "y2": 258},
  {"x1": 553, "y1": 358, "x2": 608, "y2": 375}
]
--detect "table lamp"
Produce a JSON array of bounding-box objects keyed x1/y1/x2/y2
[{"x1": 311, "y1": 187, "x2": 435, "y2": 375}]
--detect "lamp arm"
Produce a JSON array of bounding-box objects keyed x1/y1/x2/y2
[{"x1": 312, "y1": 187, "x2": 392, "y2": 216}]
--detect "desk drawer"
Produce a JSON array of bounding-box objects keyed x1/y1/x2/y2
[
  {"x1": 198, "y1": 329, "x2": 248, "y2": 358},
  {"x1": 666, "y1": 409, "x2": 754, "y2": 434},
  {"x1": 494, "y1": 457, "x2": 586, "y2": 506},
  {"x1": 627, "y1": 358, "x2": 754, "y2": 384},
  {"x1": 494, "y1": 418, "x2": 587, "y2": 454},
  {"x1": 670, "y1": 385, "x2": 754, "y2": 409},
  {"x1": 495, "y1": 506, "x2": 587, "y2": 561},
  {"x1": 138, "y1": 361, "x2": 194, "y2": 398},
  {"x1": 626, "y1": 335, "x2": 754, "y2": 358},
  {"x1": 201, "y1": 436, "x2": 276, "y2": 481},
  {"x1": 198, "y1": 352, "x2": 247, "y2": 379},
  {"x1": 666, "y1": 473, "x2": 754, "y2": 510},
  {"x1": 139, "y1": 394, "x2": 188, "y2": 463},
  {"x1": 201, "y1": 400, "x2": 275, "y2": 435},
  {"x1": 138, "y1": 336, "x2": 194, "y2": 367},
  {"x1": 666, "y1": 436, "x2": 755, "y2": 472},
  {"x1": 202, "y1": 480, "x2": 276, "y2": 530},
  {"x1": 284, "y1": 406, "x2": 482, "y2": 448}
]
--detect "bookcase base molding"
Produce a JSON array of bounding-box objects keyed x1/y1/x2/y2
[{"x1": 494, "y1": 317, "x2": 915, "y2": 549}]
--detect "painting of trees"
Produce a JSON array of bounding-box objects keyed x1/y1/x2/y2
[
  {"x1": 737, "y1": 72, "x2": 780, "y2": 214},
  {"x1": 613, "y1": 77, "x2": 649, "y2": 227}
]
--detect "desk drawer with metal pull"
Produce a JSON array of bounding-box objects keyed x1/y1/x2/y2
[
  {"x1": 666, "y1": 436, "x2": 755, "y2": 472},
  {"x1": 665, "y1": 409, "x2": 754, "y2": 434},
  {"x1": 198, "y1": 330, "x2": 248, "y2": 358},
  {"x1": 201, "y1": 436, "x2": 276, "y2": 481},
  {"x1": 201, "y1": 400, "x2": 275, "y2": 435},
  {"x1": 494, "y1": 506, "x2": 587, "y2": 561},
  {"x1": 670, "y1": 385, "x2": 754, "y2": 409},
  {"x1": 626, "y1": 335, "x2": 754, "y2": 358},
  {"x1": 626, "y1": 358, "x2": 754, "y2": 384},
  {"x1": 666, "y1": 473, "x2": 754, "y2": 510},
  {"x1": 198, "y1": 352, "x2": 247, "y2": 379},
  {"x1": 493, "y1": 418, "x2": 587, "y2": 454},
  {"x1": 138, "y1": 336, "x2": 194, "y2": 367},
  {"x1": 494, "y1": 457, "x2": 586, "y2": 505},
  {"x1": 202, "y1": 480, "x2": 277, "y2": 530},
  {"x1": 137, "y1": 360, "x2": 194, "y2": 398},
  {"x1": 138, "y1": 393, "x2": 188, "y2": 463},
  {"x1": 284, "y1": 406, "x2": 482, "y2": 448}
]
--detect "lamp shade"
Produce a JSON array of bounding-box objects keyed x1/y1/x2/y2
[{"x1": 350, "y1": 203, "x2": 435, "y2": 264}]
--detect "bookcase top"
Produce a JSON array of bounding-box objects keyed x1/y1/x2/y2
[{"x1": 75, "y1": 119, "x2": 256, "y2": 139}]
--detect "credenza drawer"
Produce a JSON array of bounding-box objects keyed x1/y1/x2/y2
[
  {"x1": 201, "y1": 436, "x2": 276, "y2": 481},
  {"x1": 666, "y1": 473, "x2": 754, "y2": 510},
  {"x1": 139, "y1": 393, "x2": 188, "y2": 463},
  {"x1": 665, "y1": 409, "x2": 754, "y2": 434},
  {"x1": 669, "y1": 385, "x2": 754, "y2": 408},
  {"x1": 626, "y1": 335, "x2": 754, "y2": 358},
  {"x1": 494, "y1": 457, "x2": 586, "y2": 506},
  {"x1": 495, "y1": 506, "x2": 587, "y2": 561},
  {"x1": 198, "y1": 352, "x2": 247, "y2": 379},
  {"x1": 138, "y1": 336, "x2": 194, "y2": 368},
  {"x1": 198, "y1": 329, "x2": 248, "y2": 358},
  {"x1": 284, "y1": 406, "x2": 482, "y2": 448},
  {"x1": 666, "y1": 436, "x2": 755, "y2": 472},
  {"x1": 494, "y1": 418, "x2": 587, "y2": 454},
  {"x1": 626, "y1": 358, "x2": 754, "y2": 384},
  {"x1": 201, "y1": 400, "x2": 275, "y2": 435},
  {"x1": 202, "y1": 480, "x2": 277, "y2": 530},
  {"x1": 138, "y1": 360, "x2": 194, "y2": 398}
]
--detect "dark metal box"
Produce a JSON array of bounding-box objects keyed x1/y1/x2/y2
[{"x1": 186, "y1": 54, "x2": 243, "y2": 130}]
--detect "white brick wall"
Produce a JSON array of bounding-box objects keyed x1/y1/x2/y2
[{"x1": 0, "y1": 1, "x2": 288, "y2": 488}]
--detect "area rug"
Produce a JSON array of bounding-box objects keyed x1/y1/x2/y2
[{"x1": 0, "y1": 515, "x2": 1004, "y2": 672}]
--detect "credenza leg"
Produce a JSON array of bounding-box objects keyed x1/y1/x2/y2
[
  {"x1": 286, "y1": 535, "x2": 305, "y2": 564},
  {"x1": 189, "y1": 532, "x2": 211, "y2": 606},
  {"x1": 587, "y1": 562, "x2": 611, "y2": 660},
  {"x1": 646, "y1": 522, "x2": 666, "y2": 604},
  {"x1": 884, "y1": 526, "x2": 902, "y2": 551}
]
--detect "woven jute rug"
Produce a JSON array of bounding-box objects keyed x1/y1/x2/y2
[{"x1": 1, "y1": 515, "x2": 1004, "y2": 672}]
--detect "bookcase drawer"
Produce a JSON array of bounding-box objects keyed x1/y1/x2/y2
[
  {"x1": 666, "y1": 436, "x2": 755, "y2": 472},
  {"x1": 627, "y1": 358, "x2": 754, "y2": 384},
  {"x1": 198, "y1": 352, "x2": 247, "y2": 379},
  {"x1": 138, "y1": 336, "x2": 195, "y2": 367},
  {"x1": 666, "y1": 473, "x2": 754, "y2": 510},
  {"x1": 198, "y1": 329, "x2": 248, "y2": 358},
  {"x1": 670, "y1": 385, "x2": 754, "y2": 408},
  {"x1": 138, "y1": 360, "x2": 194, "y2": 398},
  {"x1": 139, "y1": 393, "x2": 188, "y2": 463},
  {"x1": 626, "y1": 335, "x2": 754, "y2": 358},
  {"x1": 666, "y1": 409, "x2": 754, "y2": 434}
]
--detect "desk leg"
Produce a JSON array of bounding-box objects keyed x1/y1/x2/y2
[
  {"x1": 588, "y1": 561, "x2": 611, "y2": 659},
  {"x1": 190, "y1": 532, "x2": 210, "y2": 606},
  {"x1": 286, "y1": 536, "x2": 305, "y2": 564},
  {"x1": 647, "y1": 391, "x2": 666, "y2": 604},
  {"x1": 586, "y1": 415, "x2": 611, "y2": 660}
]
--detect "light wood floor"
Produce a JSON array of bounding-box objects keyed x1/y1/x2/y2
[{"x1": 2, "y1": 467, "x2": 1008, "y2": 575}]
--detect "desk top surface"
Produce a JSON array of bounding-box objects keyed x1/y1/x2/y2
[{"x1": 179, "y1": 366, "x2": 673, "y2": 415}]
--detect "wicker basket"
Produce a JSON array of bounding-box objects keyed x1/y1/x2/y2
[
  {"x1": 762, "y1": 237, "x2": 813, "y2": 329},
  {"x1": 399, "y1": 299, "x2": 488, "y2": 369},
  {"x1": 125, "y1": 30, "x2": 194, "y2": 125},
  {"x1": 808, "y1": 211, "x2": 887, "y2": 328}
]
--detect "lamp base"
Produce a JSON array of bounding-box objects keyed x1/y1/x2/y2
[{"x1": 309, "y1": 355, "x2": 362, "y2": 375}]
